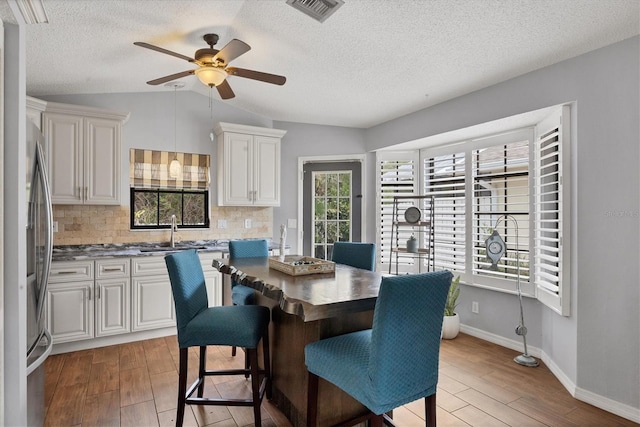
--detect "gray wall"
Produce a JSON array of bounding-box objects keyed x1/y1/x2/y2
[
  {"x1": 365, "y1": 36, "x2": 640, "y2": 411},
  {"x1": 271, "y1": 122, "x2": 367, "y2": 252}
]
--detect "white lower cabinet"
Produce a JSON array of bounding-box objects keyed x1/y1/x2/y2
[
  {"x1": 48, "y1": 259, "x2": 129, "y2": 343},
  {"x1": 131, "y1": 256, "x2": 176, "y2": 331},
  {"x1": 47, "y1": 279, "x2": 94, "y2": 343},
  {"x1": 48, "y1": 251, "x2": 220, "y2": 346},
  {"x1": 96, "y1": 278, "x2": 130, "y2": 337}
]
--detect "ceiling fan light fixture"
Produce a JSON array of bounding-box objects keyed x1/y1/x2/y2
[{"x1": 195, "y1": 66, "x2": 228, "y2": 87}]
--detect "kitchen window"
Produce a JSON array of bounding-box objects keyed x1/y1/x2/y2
[
  {"x1": 130, "y1": 188, "x2": 209, "y2": 229},
  {"x1": 129, "y1": 149, "x2": 210, "y2": 230},
  {"x1": 376, "y1": 105, "x2": 570, "y2": 315}
]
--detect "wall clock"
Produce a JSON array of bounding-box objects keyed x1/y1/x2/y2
[{"x1": 404, "y1": 206, "x2": 421, "y2": 224}]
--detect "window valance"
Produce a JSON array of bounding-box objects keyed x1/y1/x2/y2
[{"x1": 129, "y1": 149, "x2": 210, "y2": 190}]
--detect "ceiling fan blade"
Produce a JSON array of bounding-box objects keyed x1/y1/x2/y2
[
  {"x1": 212, "y1": 39, "x2": 251, "y2": 65},
  {"x1": 226, "y1": 67, "x2": 286, "y2": 85},
  {"x1": 216, "y1": 79, "x2": 235, "y2": 99},
  {"x1": 134, "y1": 42, "x2": 194, "y2": 62},
  {"x1": 146, "y1": 70, "x2": 195, "y2": 85}
]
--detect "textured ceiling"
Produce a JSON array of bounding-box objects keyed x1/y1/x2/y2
[{"x1": 9, "y1": 0, "x2": 640, "y2": 128}]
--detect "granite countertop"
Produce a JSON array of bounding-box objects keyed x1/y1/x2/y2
[{"x1": 52, "y1": 239, "x2": 282, "y2": 261}]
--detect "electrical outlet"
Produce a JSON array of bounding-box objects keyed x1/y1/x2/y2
[
  {"x1": 217, "y1": 219, "x2": 227, "y2": 229},
  {"x1": 244, "y1": 219, "x2": 252, "y2": 229},
  {"x1": 52, "y1": 221, "x2": 58, "y2": 233},
  {"x1": 472, "y1": 301, "x2": 479, "y2": 314}
]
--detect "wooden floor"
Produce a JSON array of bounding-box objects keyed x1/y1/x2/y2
[{"x1": 43, "y1": 333, "x2": 637, "y2": 427}]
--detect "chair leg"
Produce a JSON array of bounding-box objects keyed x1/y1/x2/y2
[
  {"x1": 262, "y1": 327, "x2": 272, "y2": 399},
  {"x1": 307, "y1": 372, "x2": 319, "y2": 427},
  {"x1": 369, "y1": 415, "x2": 384, "y2": 427},
  {"x1": 176, "y1": 348, "x2": 188, "y2": 427},
  {"x1": 248, "y1": 348, "x2": 262, "y2": 427},
  {"x1": 198, "y1": 346, "x2": 206, "y2": 398},
  {"x1": 425, "y1": 393, "x2": 436, "y2": 427},
  {"x1": 231, "y1": 345, "x2": 237, "y2": 357},
  {"x1": 243, "y1": 349, "x2": 250, "y2": 379}
]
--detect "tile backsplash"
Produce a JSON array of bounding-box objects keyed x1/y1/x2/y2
[{"x1": 52, "y1": 205, "x2": 273, "y2": 246}]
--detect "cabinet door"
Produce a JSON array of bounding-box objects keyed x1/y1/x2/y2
[
  {"x1": 96, "y1": 278, "x2": 130, "y2": 337},
  {"x1": 47, "y1": 281, "x2": 94, "y2": 343},
  {"x1": 44, "y1": 113, "x2": 83, "y2": 204},
  {"x1": 219, "y1": 132, "x2": 253, "y2": 206},
  {"x1": 131, "y1": 275, "x2": 175, "y2": 331},
  {"x1": 253, "y1": 135, "x2": 280, "y2": 206},
  {"x1": 84, "y1": 117, "x2": 121, "y2": 205}
]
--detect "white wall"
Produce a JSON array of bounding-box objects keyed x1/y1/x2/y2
[{"x1": 365, "y1": 36, "x2": 640, "y2": 415}]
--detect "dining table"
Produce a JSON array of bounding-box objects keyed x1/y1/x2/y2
[{"x1": 213, "y1": 255, "x2": 384, "y2": 427}]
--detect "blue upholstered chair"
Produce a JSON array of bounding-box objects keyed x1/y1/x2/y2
[
  {"x1": 165, "y1": 249, "x2": 271, "y2": 427},
  {"x1": 229, "y1": 239, "x2": 269, "y2": 305},
  {"x1": 228, "y1": 239, "x2": 269, "y2": 361},
  {"x1": 331, "y1": 241, "x2": 376, "y2": 271},
  {"x1": 305, "y1": 270, "x2": 453, "y2": 427}
]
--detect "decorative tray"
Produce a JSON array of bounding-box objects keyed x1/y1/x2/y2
[{"x1": 268, "y1": 256, "x2": 335, "y2": 276}]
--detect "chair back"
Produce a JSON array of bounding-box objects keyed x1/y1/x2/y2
[
  {"x1": 331, "y1": 241, "x2": 376, "y2": 271},
  {"x1": 165, "y1": 249, "x2": 209, "y2": 335},
  {"x1": 229, "y1": 239, "x2": 269, "y2": 258},
  {"x1": 368, "y1": 270, "x2": 452, "y2": 405}
]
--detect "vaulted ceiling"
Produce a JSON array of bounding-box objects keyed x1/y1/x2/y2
[{"x1": 5, "y1": 0, "x2": 640, "y2": 128}]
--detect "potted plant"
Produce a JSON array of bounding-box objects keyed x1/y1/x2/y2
[{"x1": 442, "y1": 275, "x2": 460, "y2": 339}]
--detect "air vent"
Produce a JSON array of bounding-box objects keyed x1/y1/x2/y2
[{"x1": 286, "y1": 0, "x2": 344, "y2": 23}]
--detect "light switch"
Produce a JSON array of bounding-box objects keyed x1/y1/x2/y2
[
  {"x1": 244, "y1": 219, "x2": 252, "y2": 229},
  {"x1": 52, "y1": 221, "x2": 58, "y2": 233}
]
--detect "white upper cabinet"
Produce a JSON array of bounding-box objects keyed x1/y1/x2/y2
[
  {"x1": 215, "y1": 122, "x2": 286, "y2": 206},
  {"x1": 43, "y1": 102, "x2": 129, "y2": 205}
]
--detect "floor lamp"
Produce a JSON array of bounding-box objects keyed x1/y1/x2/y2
[{"x1": 485, "y1": 214, "x2": 539, "y2": 367}]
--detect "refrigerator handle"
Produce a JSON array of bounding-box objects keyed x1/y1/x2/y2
[{"x1": 34, "y1": 141, "x2": 54, "y2": 325}]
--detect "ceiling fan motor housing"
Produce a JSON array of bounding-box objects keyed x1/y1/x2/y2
[{"x1": 195, "y1": 48, "x2": 220, "y2": 65}]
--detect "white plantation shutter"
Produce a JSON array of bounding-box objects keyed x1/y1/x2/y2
[
  {"x1": 377, "y1": 151, "x2": 419, "y2": 269},
  {"x1": 534, "y1": 106, "x2": 570, "y2": 316},
  {"x1": 377, "y1": 104, "x2": 570, "y2": 308},
  {"x1": 423, "y1": 152, "x2": 466, "y2": 276},
  {"x1": 471, "y1": 133, "x2": 534, "y2": 295}
]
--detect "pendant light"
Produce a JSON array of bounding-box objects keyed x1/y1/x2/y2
[{"x1": 167, "y1": 82, "x2": 184, "y2": 179}]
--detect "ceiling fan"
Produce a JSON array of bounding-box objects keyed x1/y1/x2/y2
[{"x1": 133, "y1": 34, "x2": 286, "y2": 100}]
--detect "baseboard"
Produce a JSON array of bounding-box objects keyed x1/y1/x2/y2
[
  {"x1": 51, "y1": 327, "x2": 176, "y2": 355},
  {"x1": 574, "y1": 385, "x2": 640, "y2": 423},
  {"x1": 459, "y1": 324, "x2": 542, "y2": 358},
  {"x1": 460, "y1": 324, "x2": 640, "y2": 424}
]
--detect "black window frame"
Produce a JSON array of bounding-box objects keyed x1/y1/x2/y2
[{"x1": 130, "y1": 188, "x2": 210, "y2": 230}]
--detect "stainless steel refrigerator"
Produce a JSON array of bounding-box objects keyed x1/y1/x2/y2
[{"x1": 26, "y1": 119, "x2": 54, "y2": 426}]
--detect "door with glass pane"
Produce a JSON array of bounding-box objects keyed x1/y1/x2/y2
[{"x1": 303, "y1": 162, "x2": 362, "y2": 259}]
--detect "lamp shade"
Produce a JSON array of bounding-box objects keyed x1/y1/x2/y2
[
  {"x1": 169, "y1": 158, "x2": 182, "y2": 179},
  {"x1": 194, "y1": 66, "x2": 228, "y2": 87}
]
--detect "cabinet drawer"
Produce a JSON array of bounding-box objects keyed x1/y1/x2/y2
[
  {"x1": 96, "y1": 258, "x2": 130, "y2": 279},
  {"x1": 49, "y1": 260, "x2": 94, "y2": 283},
  {"x1": 131, "y1": 255, "x2": 168, "y2": 277}
]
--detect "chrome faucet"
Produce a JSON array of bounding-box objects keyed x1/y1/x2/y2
[{"x1": 170, "y1": 214, "x2": 178, "y2": 248}]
